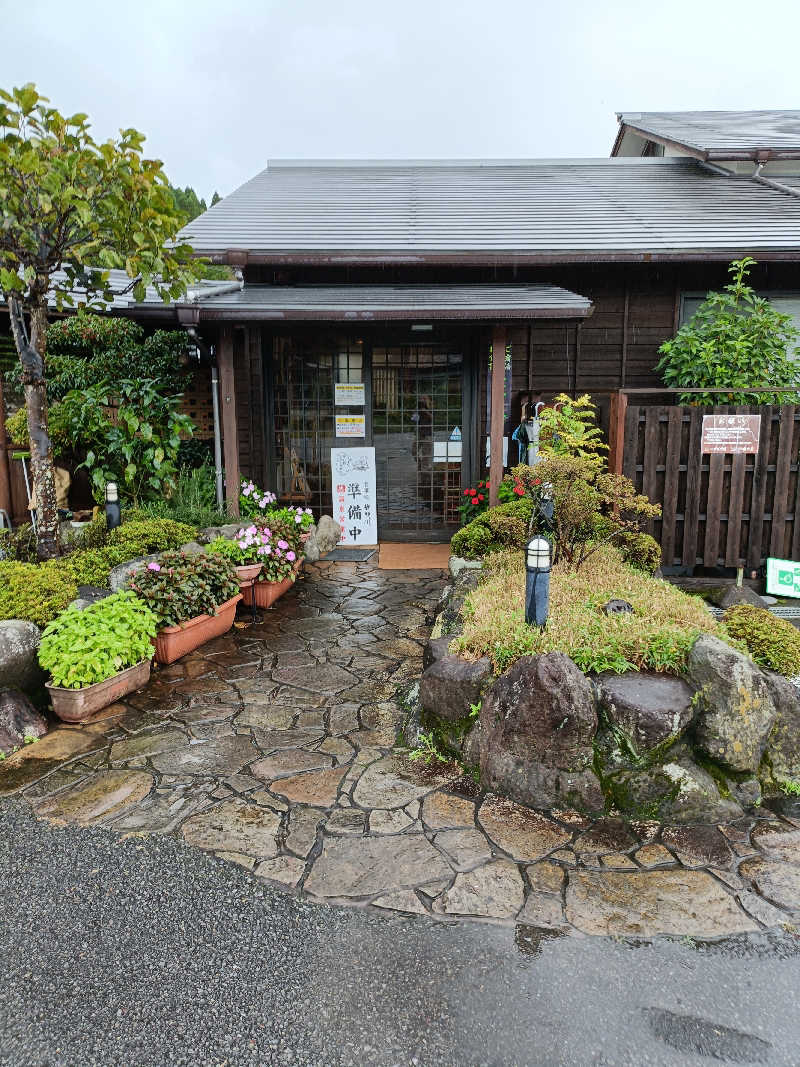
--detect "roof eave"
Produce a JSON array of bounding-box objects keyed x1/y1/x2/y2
[
  {"x1": 620, "y1": 122, "x2": 800, "y2": 162},
  {"x1": 187, "y1": 305, "x2": 594, "y2": 322},
  {"x1": 189, "y1": 248, "x2": 800, "y2": 266}
]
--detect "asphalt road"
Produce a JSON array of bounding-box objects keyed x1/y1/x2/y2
[{"x1": 1, "y1": 800, "x2": 799, "y2": 1067}]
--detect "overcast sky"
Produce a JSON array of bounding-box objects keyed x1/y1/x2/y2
[{"x1": 3, "y1": 0, "x2": 800, "y2": 201}]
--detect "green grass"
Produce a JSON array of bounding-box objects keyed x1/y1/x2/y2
[{"x1": 452, "y1": 545, "x2": 723, "y2": 676}]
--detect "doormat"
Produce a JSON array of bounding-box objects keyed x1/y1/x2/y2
[
  {"x1": 324, "y1": 547, "x2": 377, "y2": 562},
  {"x1": 378, "y1": 543, "x2": 451, "y2": 570}
]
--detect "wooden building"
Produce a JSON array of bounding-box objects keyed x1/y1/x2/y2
[{"x1": 5, "y1": 110, "x2": 800, "y2": 550}]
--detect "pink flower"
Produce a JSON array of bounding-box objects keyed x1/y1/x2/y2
[
  {"x1": 277, "y1": 539, "x2": 289, "y2": 550},
  {"x1": 147, "y1": 562, "x2": 161, "y2": 572},
  {"x1": 237, "y1": 540, "x2": 248, "y2": 550},
  {"x1": 286, "y1": 550, "x2": 296, "y2": 562},
  {"x1": 294, "y1": 514, "x2": 302, "y2": 523}
]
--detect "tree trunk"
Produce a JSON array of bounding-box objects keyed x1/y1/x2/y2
[{"x1": 7, "y1": 293, "x2": 61, "y2": 559}]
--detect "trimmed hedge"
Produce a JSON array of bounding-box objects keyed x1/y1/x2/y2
[
  {"x1": 723, "y1": 604, "x2": 800, "y2": 677},
  {"x1": 0, "y1": 562, "x2": 78, "y2": 628}
]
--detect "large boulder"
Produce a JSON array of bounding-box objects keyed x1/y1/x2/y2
[
  {"x1": 109, "y1": 553, "x2": 160, "y2": 592},
  {"x1": 0, "y1": 620, "x2": 44, "y2": 693},
  {"x1": 607, "y1": 746, "x2": 744, "y2": 824},
  {"x1": 761, "y1": 671, "x2": 800, "y2": 785},
  {"x1": 303, "y1": 515, "x2": 341, "y2": 562},
  {"x1": 423, "y1": 635, "x2": 453, "y2": 670},
  {"x1": 711, "y1": 584, "x2": 767, "y2": 610},
  {"x1": 477, "y1": 653, "x2": 603, "y2": 812},
  {"x1": 0, "y1": 689, "x2": 48, "y2": 755},
  {"x1": 595, "y1": 671, "x2": 696, "y2": 759},
  {"x1": 686, "y1": 635, "x2": 776, "y2": 773},
  {"x1": 419, "y1": 654, "x2": 491, "y2": 723}
]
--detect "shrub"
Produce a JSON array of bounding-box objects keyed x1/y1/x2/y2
[
  {"x1": 450, "y1": 522, "x2": 494, "y2": 560},
  {"x1": 453, "y1": 545, "x2": 719, "y2": 676},
  {"x1": 0, "y1": 562, "x2": 78, "y2": 627},
  {"x1": 38, "y1": 592, "x2": 157, "y2": 689},
  {"x1": 616, "y1": 531, "x2": 662, "y2": 575},
  {"x1": 108, "y1": 518, "x2": 198, "y2": 556},
  {"x1": 51, "y1": 545, "x2": 132, "y2": 588},
  {"x1": 723, "y1": 604, "x2": 800, "y2": 677},
  {"x1": 0, "y1": 523, "x2": 38, "y2": 563},
  {"x1": 536, "y1": 393, "x2": 608, "y2": 468},
  {"x1": 128, "y1": 551, "x2": 240, "y2": 628},
  {"x1": 5, "y1": 406, "x2": 27, "y2": 445},
  {"x1": 209, "y1": 524, "x2": 301, "y2": 583},
  {"x1": 657, "y1": 257, "x2": 800, "y2": 405},
  {"x1": 514, "y1": 455, "x2": 660, "y2": 570}
]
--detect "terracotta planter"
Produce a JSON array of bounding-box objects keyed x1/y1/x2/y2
[
  {"x1": 242, "y1": 559, "x2": 303, "y2": 609},
  {"x1": 235, "y1": 562, "x2": 263, "y2": 587},
  {"x1": 47, "y1": 658, "x2": 152, "y2": 724},
  {"x1": 153, "y1": 594, "x2": 243, "y2": 665}
]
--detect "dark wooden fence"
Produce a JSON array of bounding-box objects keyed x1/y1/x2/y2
[{"x1": 613, "y1": 396, "x2": 800, "y2": 570}]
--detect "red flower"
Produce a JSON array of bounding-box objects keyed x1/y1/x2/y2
[
  {"x1": 485, "y1": 482, "x2": 490, "y2": 488},
  {"x1": 468, "y1": 489, "x2": 477, "y2": 496},
  {"x1": 463, "y1": 489, "x2": 471, "y2": 497},
  {"x1": 533, "y1": 479, "x2": 541, "y2": 486},
  {"x1": 513, "y1": 485, "x2": 525, "y2": 496},
  {"x1": 471, "y1": 498, "x2": 479, "y2": 506},
  {"x1": 477, "y1": 495, "x2": 485, "y2": 503}
]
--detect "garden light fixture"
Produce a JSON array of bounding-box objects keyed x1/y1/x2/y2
[
  {"x1": 105, "y1": 481, "x2": 121, "y2": 531},
  {"x1": 525, "y1": 535, "x2": 552, "y2": 627}
]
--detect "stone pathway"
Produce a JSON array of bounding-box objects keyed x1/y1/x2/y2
[{"x1": 3, "y1": 559, "x2": 800, "y2": 938}]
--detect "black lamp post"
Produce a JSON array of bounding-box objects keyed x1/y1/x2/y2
[
  {"x1": 105, "y1": 481, "x2": 121, "y2": 531},
  {"x1": 525, "y1": 535, "x2": 552, "y2": 627}
]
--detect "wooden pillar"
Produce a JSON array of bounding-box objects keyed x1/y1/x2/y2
[
  {"x1": 489, "y1": 324, "x2": 506, "y2": 507},
  {"x1": 0, "y1": 374, "x2": 11, "y2": 521},
  {"x1": 217, "y1": 325, "x2": 240, "y2": 517},
  {"x1": 608, "y1": 390, "x2": 628, "y2": 476}
]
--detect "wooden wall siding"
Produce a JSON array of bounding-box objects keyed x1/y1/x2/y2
[
  {"x1": 622, "y1": 405, "x2": 800, "y2": 570},
  {"x1": 232, "y1": 326, "x2": 267, "y2": 487},
  {"x1": 178, "y1": 366, "x2": 215, "y2": 440}
]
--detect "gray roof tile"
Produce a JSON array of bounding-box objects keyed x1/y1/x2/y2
[
  {"x1": 179, "y1": 157, "x2": 800, "y2": 259},
  {"x1": 617, "y1": 111, "x2": 800, "y2": 157}
]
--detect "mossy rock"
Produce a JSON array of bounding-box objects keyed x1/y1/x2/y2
[{"x1": 724, "y1": 603, "x2": 800, "y2": 677}]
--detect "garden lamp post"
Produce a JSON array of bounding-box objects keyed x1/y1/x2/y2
[
  {"x1": 105, "y1": 482, "x2": 121, "y2": 531},
  {"x1": 525, "y1": 535, "x2": 552, "y2": 627}
]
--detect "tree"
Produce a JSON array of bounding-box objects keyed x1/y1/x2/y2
[
  {"x1": 210, "y1": 191, "x2": 222, "y2": 206},
  {"x1": 657, "y1": 257, "x2": 800, "y2": 406},
  {"x1": 168, "y1": 184, "x2": 207, "y2": 222},
  {"x1": 0, "y1": 83, "x2": 201, "y2": 558}
]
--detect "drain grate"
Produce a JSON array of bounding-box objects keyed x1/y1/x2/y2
[{"x1": 323, "y1": 547, "x2": 376, "y2": 562}]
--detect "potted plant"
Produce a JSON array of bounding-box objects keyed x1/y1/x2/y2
[
  {"x1": 128, "y1": 551, "x2": 241, "y2": 664},
  {"x1": 38, "y1": 592, "x2": 158, "y2": 722},
  {"x1": 206, "y1": 524, "x2": 272, "y2": 588},
  {"x1": 237, "y1": 525, "x2": 304, "y2": 609}
]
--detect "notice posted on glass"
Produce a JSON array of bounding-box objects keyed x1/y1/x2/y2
[{"x1": 331, "y1": 447, "x2": 378, "y2": 545}]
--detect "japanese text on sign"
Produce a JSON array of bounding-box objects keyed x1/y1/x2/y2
[
  {"x1": 701, "y1": 414, "x2": 761, "y2": 455},
  {"x1": 330, "y1": 447, "x2": 378, "y2": 545},
  {"x1": 335, "y1": 414, "x2": 366, "y2": 438},
  {"x1": 334, "y1": 382, "x2": 365, "y2": 406}
]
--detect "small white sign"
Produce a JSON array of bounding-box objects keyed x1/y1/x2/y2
[
  {"x1": 331, "y1": 447, "x2": 378, "y2": 545},
  {"x1": 335, "y1": 382, "x2": 365, "y2": 406},
  {"x1": 485, "y1": 436, "x2": 509, "y2": 467},
  {"x1": 335, "y1": 414, "x2": 366, "y2": 438},
  {"x1": 766, "y1": 556, "x2": 800, "y2": 598}
]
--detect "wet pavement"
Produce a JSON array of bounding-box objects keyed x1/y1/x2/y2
[
  {"x1": 2, "y1": 560, "x2": 800, "y2": 940},
  {"x1": 2, "y1": 798, "x2": 800, "y2": 1067}
]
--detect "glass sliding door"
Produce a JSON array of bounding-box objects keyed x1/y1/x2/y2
[{"x1": 372, "y1": 341, "x2": 464, "y2": 539}]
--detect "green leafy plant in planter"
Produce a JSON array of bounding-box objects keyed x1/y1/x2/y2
[
  {"x1": 128, "y1": 551, "x2": 239, "y2": 628},
  {"x1": 723, "y1": 603, "x2": 800, "y2": 677},
  {"x1": 0, "y1": 561, "x2": 78, "y2": 626},
  {"x1": 38, "y1": 593, "x2": 157, "y2": 689}
]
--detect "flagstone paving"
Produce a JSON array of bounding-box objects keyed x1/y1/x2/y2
[{"x1": 3, "y1": 557, "x2": 800, "y2": 937}]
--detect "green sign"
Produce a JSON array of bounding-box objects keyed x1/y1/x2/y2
[{"x1": 766, "y1": 557, "x2": 800, "y2": 598}]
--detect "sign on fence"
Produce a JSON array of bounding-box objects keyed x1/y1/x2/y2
[{"x1": 701, "y1": 414, "x2": 761, "y2": 455}]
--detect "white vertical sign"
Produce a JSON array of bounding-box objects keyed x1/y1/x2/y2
[{"x1": 331, "y1": 447, "x2": 378, "y2": 545}]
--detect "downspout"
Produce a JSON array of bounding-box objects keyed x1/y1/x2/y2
[
  {"x1": 210, "y1": 363, "x2": 224, "y2": 510},
  {"x1": 751, "y1": 162, "x2": 800, "y2": 201}
]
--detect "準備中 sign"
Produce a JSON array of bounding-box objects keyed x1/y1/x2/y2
[{"x1": 331, "y1": 447, "x2": 377, "y2": 545}]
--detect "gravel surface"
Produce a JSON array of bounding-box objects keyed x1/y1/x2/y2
[{"x1": 2, "y1": 800, "x2": 800, "y2": 1066}]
